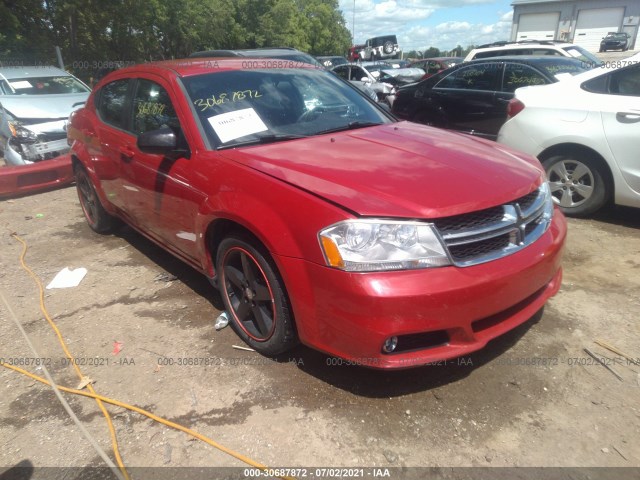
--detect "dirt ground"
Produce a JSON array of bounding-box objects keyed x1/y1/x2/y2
[
  {"x1": 1, "y1": 49, "x2": 639, "y2": 480},
  {"x1": 1, "y1": 183, "x2": 639, "y2": 479}
]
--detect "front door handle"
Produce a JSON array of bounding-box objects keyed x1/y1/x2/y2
[
  {"x1": 119, "y1": 145, "x2": 135, "y2": 161},
  {"x1": 616, "y1": 112, "x2": 640, "y2": 123}
]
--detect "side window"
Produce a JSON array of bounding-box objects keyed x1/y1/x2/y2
[
  {"x1": 583, "y1": 65, "x2": 640, "y2": 96},
  {"x1": 334, "y1": 66, "x2": 349, "y2": 80},
  {"x1": 131, "y1": 79, "x2": 179, "y2": 136},
  {"x1": 610, "y1": 65, "x2": 640, "y2": 96},
  {"x1": 97, "y1": 79, "x2": 130, "y2": 129},
  {"x1": 351, "y1": 67, "x2": 366, "y2": 81},
  {"x1": 436, "y1": 64, "x2": 500, "y2": 91},
  {"x1": 502, "y1": 64, "x2": 547, "y2": 93},
  {"x1": 427, "y1": 62, "x2": 441, "y2": 75},
  {"x1": 531, "y1": 49, "x2": 561, "y2": 56}
]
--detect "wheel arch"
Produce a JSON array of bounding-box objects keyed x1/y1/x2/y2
[{"x1": 538, "y1": 143, "x2": 614, "y2": 196}]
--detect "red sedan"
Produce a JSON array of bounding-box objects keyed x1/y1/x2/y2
[{"x1": 68, "y1": 59, "x2": 566, "y2": 368}]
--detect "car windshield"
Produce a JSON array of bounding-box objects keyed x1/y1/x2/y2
[
  {"x1": 605, "y1": 33, "x2": 627, "y2": 40},
  {"x1": 1, "y1": 76, "x2": 90, "y2": 95},
  {"x1": 182, "y1": 68, "x2": 392, "y2": 149},
  {"x1": 561, "y1": 46, "x2": 602, "y2": 67}
]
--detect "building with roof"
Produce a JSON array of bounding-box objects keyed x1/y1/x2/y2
[{"x1": 510, "y1": 0, "x2": 639, "y2": 51}]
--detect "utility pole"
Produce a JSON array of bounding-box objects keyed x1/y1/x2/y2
[{"x1": 352, "y1": 0, "x2": 356, "y2": 43}]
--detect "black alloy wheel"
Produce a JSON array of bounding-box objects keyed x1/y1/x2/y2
[
  {"x1": 217, "y1": 235, "x2": 297, "y2": 355},
  {"x1": 75, "y1": 166, "x2": 116, "y2": 233}
]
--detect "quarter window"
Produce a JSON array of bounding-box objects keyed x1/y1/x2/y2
[
  {"x1": 97, "y1": 79, "x2": 130, "y2": 129},
  {"x1": 502, "y1": 64, "x2": 547, "y2": 93},
  {"x1": 131, "y1": 79, "x2": 179, "y2": 136}
]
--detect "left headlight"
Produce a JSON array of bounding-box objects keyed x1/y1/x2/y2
[
  {"x1": 319, "y1": 220, "x2": 451, "y2": 272},
  {"x1": 8, "y1": 122, "x2": 38, "y2": 144}
]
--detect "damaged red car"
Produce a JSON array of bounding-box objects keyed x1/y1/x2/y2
[{"x1": 68, "y1": 59, "x2": 566, "y2": 368}]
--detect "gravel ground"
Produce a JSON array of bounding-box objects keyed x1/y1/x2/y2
[{"x1": 0, "y1": 184, "x2": 639, "y2": 480}]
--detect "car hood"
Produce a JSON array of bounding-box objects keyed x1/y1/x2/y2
[
  {"x1": 221, "y1": 122, "x2": 543, "y2": 218},
  {"x1": 0, "y1": 93, "x2": 89, "y2": 120}
]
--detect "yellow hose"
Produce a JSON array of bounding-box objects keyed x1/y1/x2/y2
[
  {"x1": 11, "y1": 233, "x2": 129, "y2": 480},
  {"x1": 6, "y1": 233, "x2": 294, "y2": 480}
]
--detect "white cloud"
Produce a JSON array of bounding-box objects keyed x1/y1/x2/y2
[{"x1": 339, "y1": 0, "x2": 514, "y2": 52}]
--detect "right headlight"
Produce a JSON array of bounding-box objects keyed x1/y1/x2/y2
[
  {"x1": 318, "y1": 220, "x2": 451, "y2": 272},
  {"x1": 540, "y1": 181, "x2": 555, "y2": 221}
]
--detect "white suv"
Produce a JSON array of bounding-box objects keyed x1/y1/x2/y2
[
  {"x1": 465, "y1": 41, "x2": 601, "y2": 67},
  {"x1": 361, "y1": 35, "x2": 401, "y2": 61}
]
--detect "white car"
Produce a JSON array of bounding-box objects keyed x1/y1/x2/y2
[
  {"x1": 497, "y1": 61, "x2": 640, "y2": 216},
  {"x1": 464, "y1": 41, "x2": 602, "y2": 68}
]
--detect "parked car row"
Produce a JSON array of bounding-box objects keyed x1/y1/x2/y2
[{"x1": 392, "y1": 56, "x2": 589, "y2": 139}]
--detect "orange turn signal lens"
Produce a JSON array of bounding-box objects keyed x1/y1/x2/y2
[{"x1": 320, "y1": 236, "x2": 344, "y2": 268}]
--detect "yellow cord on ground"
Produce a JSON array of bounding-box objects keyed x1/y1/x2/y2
[
  {"x1": 1, "y1": 363, "x2": 294, "y2": 478},
  {"x1": 11, "y1": 233, "x2": 129, "y2": 480},
  {"x1": 6, "y1": 233, "x2": 295, "y2": 480}
]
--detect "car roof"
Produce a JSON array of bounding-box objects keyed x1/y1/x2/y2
[
  {"x1": 190, "y1": 47, "x2": 299, "y2": 57},
  {"x1": 0, "y1": 66, "x2": 70, "y2": 80},
  {"x1": 474, "y1": 40, "x2": 573, "y2": 49},
  {"x1": 412, "y1": 57, "x2": 462, "y2": 62},
  {"x1": 97, "y1": 58, "x2": 320, "y2": 82},
  {"x1": 466, "y1": 55, "x2": 584, "y2": 65}
]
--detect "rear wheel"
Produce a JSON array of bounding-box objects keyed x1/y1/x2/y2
[
  {"x1": 216, "y1": 235, "x2": 297, "y2": 355},
  {"x1": 542, "y1": 154, "x2": 610, "y2": 217},
  {"x1": 75, "y1": 165, "x2": 116, "y2": 233}
]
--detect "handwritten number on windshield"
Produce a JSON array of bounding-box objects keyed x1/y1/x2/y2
[{"x1": 194, "y1": 90, "x2": 262, "y2": 112}]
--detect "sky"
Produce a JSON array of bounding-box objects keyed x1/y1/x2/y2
[{"x1": 338, "y1": 0, "x2": 515, "y2": 53}]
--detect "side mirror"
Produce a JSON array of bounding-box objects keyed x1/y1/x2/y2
[
  {"x1": 360, "y1": 76, "x2": 371, "y2": 83},
  {"x1": 137, "y1": 127, "x2": 190, "y2": 159}
]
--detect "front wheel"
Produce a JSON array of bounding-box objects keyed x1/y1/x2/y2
[
  {"x1": 75, "y1": 165, "x2": 116, "y2": 233},
  {"x1": 542, "y1": 154, "x2": 609, "y2": 217},
  {"x1": 216, "y1": 235, "x2": 298, "y2": 355}
]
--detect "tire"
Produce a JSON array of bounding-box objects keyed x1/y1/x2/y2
[
  {"x1": 383, "y1": 41, "x2": 394, "y2": 55},
  {"x1": 542, "y1": 154, "x2": 610, "y2": 217},
  {"x1": 75, "y1": 165, "x2": 116, "y2": 233},
  {"x1": 216, "y1": 235, "x2": 298, "y2": 355}
]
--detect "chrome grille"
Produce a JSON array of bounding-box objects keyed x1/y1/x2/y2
[{"x1": 433, "y1": 185, "x2": 552, "y2": 267}]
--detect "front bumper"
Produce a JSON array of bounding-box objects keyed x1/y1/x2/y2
[
  {"x1": 276, "y1": 211, "x2": 566, "y2": 369},
  {"x1": 0, "y1": 154, "x2": 74, "y2": 198}
]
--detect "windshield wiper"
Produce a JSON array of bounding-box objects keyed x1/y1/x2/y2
[
  {"x1": 217, "y1": 133, "x2": 308, "y2": 150},
  {"x1": 315, "y1": 121, "x2": 384, "y2": 136}
]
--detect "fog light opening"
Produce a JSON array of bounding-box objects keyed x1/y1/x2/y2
[{"x1": 382, "y1": 336, "x2": 398, "y2": 353}]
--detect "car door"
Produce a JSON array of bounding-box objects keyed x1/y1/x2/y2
[
  {"x1": 599, "y1": 65, "x2": 640, "y2": 193},
  {"x1": 428, "y1": 62, "x2": 502, "y2": 137},
  {"x1": 121, "y1": 75, "x2": 204, "y2": 262},
  {"x1": 92, "y1": 78, "x2": 135, "y2": 212}
]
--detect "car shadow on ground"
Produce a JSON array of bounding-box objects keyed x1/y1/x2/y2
[
  {"x1": 113, "y1": 224, "x2": 225, "y2": 311},
  {"x1": 591, "y1": 204, "x2": 640, "y2": 230},
  {"x1": 111, "y1": 222, "x2": 544, "y2": 397}
]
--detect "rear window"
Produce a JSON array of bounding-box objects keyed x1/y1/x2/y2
[{"x1": 436, "y1": 63, "x2": 501, "y2": 91}]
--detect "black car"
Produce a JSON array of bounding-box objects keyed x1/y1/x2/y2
[
  {"x1": 189, "y1": 47, "x2": 324, "y2": 69},
  {"x1": 599, "y1": 32, "x2": 631, "y2": 52},
  {"x1": 392, "y1": 56, "x2": 589, "y2": 140}
]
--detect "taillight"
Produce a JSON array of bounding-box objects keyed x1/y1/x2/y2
[{"x1": 507, "y1": 98, "x2": 525, "y2": 118}]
